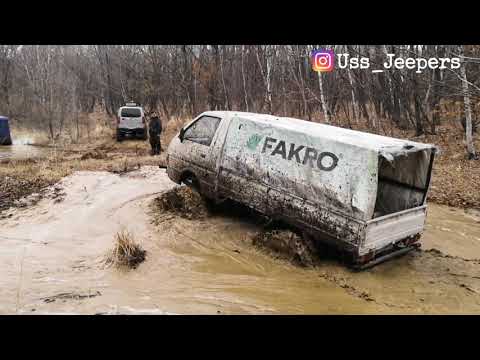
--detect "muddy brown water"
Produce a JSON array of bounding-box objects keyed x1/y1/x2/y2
[
  {"x1": 0, "y1": 144, "x2": 51, "y2": 161},
  {"x1": 1, "y1": 166, "x2": 480, "y2": 314}
]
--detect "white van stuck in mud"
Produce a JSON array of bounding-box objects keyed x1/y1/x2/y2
[
  {"x1": 116, "y1": 103, "x2": 147, "y2": 141},
  {"x1": 166, "y1": 111, "x2": 437, "y2": 269}
]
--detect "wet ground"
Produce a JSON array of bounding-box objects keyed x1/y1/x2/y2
[
  {"x1": 0, "y1": 144, "x2": 51, "y2": 162},
  {"x1": 1, "y1": 166, "x2": 480, "y2": 314}
]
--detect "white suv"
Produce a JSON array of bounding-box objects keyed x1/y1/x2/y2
[{"x1": 116, "y1": 102, "x2": 147, "y2": 141}]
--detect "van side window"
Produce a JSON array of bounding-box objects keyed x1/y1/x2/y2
[{"x1": 183, "y1": 116, "x2": 221, "y2": 146}]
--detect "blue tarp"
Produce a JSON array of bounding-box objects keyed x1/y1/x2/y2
[{"x1": 0, "y1": 116, "x2": 12, "y2": 145}]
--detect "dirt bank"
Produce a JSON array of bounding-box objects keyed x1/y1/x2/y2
[{"x1": 410, "y1": 126, "x2": 480, "y2": 209}]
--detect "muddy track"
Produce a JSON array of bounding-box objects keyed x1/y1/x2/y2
[
  {"x1": 1, "y1": 167, "x2": 480, "y2": 314},
  {"x1": 150, "y1": 191, "x2": 480, "y2": 313},
  {"x1": 423, "y1": 248, "x2": 480, "y2": 264}
]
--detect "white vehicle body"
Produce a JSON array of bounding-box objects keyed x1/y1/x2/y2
[
  {"x1": 116, "y1": 104, "x2": 147, "y2": 140},
  {"x1": 166, "y1": 111, "x2": 437, "y2": 267}
]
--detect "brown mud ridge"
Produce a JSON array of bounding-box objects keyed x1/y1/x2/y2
[
  {"x1": 154, "y1": 188, "x2": 345, "y2": 268},
  {"x1": 423, "y1": 248, "x2": 480, "y2": 265},
  {"x1": 0, "y1": 170, "x2": 55, "y2": 214},
  {"x1": 152, "y1": 186, "x2": 211, "y2": 221},
  {"x1": 1, "y1": 181, "x2": 66, "y2": 219},
  {"x1": 80, "y1": 149, "x2": 109, "y2": 160},
  {"x1": 252, "y1": 229, "x2": 318, "y2": 267},
  {"x1": 152, "y1": 187, "x2": 322, "y2": 267},
  {"x1": 42, "y1": 291, "x2": 102, "y2": 303}
]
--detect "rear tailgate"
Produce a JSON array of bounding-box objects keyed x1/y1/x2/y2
[
  {"x1": 361, "y1": 205, "x2": 427, "y2": 255},
  {"x1": 120, "y1": 116, "x2": 144, "y2": 129}
]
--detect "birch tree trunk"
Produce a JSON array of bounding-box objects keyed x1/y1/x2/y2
[
  {"x1": 255, "y1": 45, "x2": 273, "y2": 114},
  {"x1": 241, "y1": 45, "x2": 249, "y2": 112},
  {"x1": 382, "y1": 45, "x2": 395, "y2": 118},
  {"x1": 282, "y1": 51, "x2": 287, "y2": 116},
  {"x1": 345, "y1": 45, "x2": 359, "y2": 122},
  {"x1": 219, "y1": 45, "x2": 230, "y2": 110},
  {"x1": 297, "y1": 47, "x2": 307, "y2": 118},
  {"x1": 459, "y1": 45, "x2": 477, "y2": 159},
  {"x1": 317, "y1": 71, "x2": 330, "y2": 123},
  {"x1": 346, "y1": 67, "x2": 358, "y2": 122},
  {"x1": 265, "y1": 47, "x2": 273, "y2": 114}
]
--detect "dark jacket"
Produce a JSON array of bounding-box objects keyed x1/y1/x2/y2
[{"x1": 148, "y1": 117, "x2": 162, "y2": 137}]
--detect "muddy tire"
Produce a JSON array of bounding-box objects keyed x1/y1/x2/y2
[
  {"x1": 180, "y1": 173, "x2": 218, "y2": 212},
  {"x1": 182, "y1": 174, "x2": 200, "y2": 192}
]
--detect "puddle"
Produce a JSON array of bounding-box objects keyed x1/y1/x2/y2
[
  {"x1": 422, "y1": 204, "x2": 480, "y2": 259},
  {"x1": 1, "y1": 167, "x2": 480, "y2": 314},
  {"x1": 0, "y1": 145, "x2": 51, "y2": 161}
]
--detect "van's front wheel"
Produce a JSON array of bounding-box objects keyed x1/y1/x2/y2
[
  {"x1": 182, "y1": 174, "x2": 200, "y2": 192},
  {"x1": 182, "y1": 174, "x2": 216, "y2": 211}
]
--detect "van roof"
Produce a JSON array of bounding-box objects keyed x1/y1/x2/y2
[{"x1": 203, "y1": 111, "x2": 436, "y2": 156}]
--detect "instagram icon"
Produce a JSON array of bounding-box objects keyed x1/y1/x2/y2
[{"x1": 311, "y1": 49, "x2": 334, "y2": 72}]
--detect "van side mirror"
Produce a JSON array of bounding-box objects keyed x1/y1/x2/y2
[{"x1": 179, "y1": 128, "x2": 185, "y2": 142}]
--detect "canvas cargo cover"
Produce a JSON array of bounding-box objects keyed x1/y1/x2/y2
[{"x1": 220, "y1": 113, "x2": 435, "y2": 222}]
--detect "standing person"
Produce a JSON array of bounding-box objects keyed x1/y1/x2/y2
[{"x1": 148, "y1": 116, "x2": 162, "y2": 155}]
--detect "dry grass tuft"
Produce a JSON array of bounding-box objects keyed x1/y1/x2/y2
[{"x1": 105, "y1": 230, "x2": 146, "y2": 269}]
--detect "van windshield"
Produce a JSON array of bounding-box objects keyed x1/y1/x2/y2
[{"x1": 121, "y1": 108, "x2": 142, "y2": 117}]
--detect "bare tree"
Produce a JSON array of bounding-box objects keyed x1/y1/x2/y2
[
  {"x1": 459, "y1": 45, "x2": 478, "y2": 159},
  {"x1": 241, "y1": 45, "x2": 249, "y2": 112},
  {"x1": 2, "y1": 44, "x2": 478, "y2": 159}
]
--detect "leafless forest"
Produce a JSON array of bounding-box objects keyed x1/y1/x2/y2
[{"x1": 0, "y1": 45, "x2": 478, "y2": 158}]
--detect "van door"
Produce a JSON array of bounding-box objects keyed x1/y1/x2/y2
[
  {"x1": 215, "y1": 116, "x2": 269, "y2": 214},
  {"x1": 180, "y1": 115, "x2": 222, "y2": 197}
]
